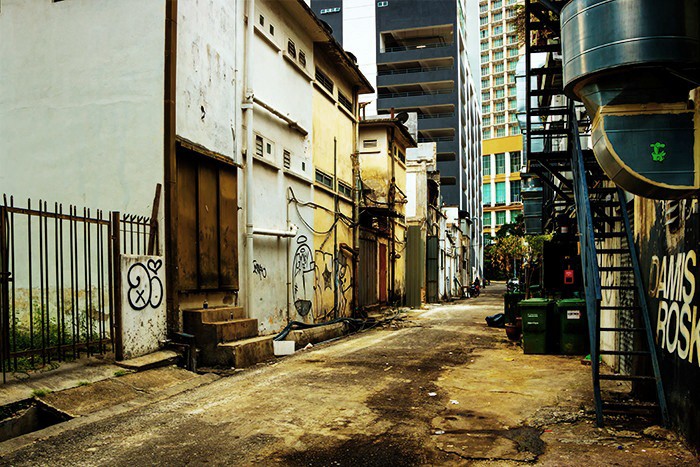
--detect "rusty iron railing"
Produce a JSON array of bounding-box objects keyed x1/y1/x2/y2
[{"x1": 0, "y1": 195, "x2": 156, "y2": 383}]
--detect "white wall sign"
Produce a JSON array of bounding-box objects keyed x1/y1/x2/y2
[{"x1": 121, "y1": 254, "x2": 167, "y2": 359}]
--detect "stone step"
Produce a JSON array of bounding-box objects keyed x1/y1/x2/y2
[
  {"x1": 216, "y1": 335, "x2": 275, "y2": 368},
  {"x1": 182, "y1": 306, "x2": 246, "y2": 325}
]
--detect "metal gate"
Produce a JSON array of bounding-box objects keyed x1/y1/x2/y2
[
  {"x1": 358, "y1": 235, "x2": 377, "y2": 308},
  {"x1": 0, "y1": 196, "x2": 155, "y2": 382},
  {"x1": 426, "y1": 235, "x2": 439, "y2": 303}
]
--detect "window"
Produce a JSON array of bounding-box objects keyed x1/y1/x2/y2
[
  {"x1": 508, "y1": 71, "x2": 516, "y2": 83},
  {"x1": 495, "y1": 101, "x2": 505, "y2": 111},
  {"x1": 495, "y1": 114, "x2": 505, "y2": 124},
  {"x1": 320, "y1": 7, "x2": 341, "y2": 14},
  {"x1": 483, "y1": 211, "x2": 492, "y2": 225},
  {"x1": 482, "y1": 184, "x2": 492, "y2": 205},
  {"x1": 510, "y1": 180, "x2": 521, "y2": 202},
  {"x1": 509, "y1": 123, "x2": 520, "y2": 135},
  {"x1": 481, "y1": 78, "x2": 489, "y2": 88},
  {"x1": 378, "y1": 1, "x2": 389, "y2": 6},
  {"x1": 494, "y1": 63, "x2": 504, "y2": 73},
  {"x1": 269, "y1": 24, "x2": 275, "y2": 35},
  {"x1": 363, "y1": 139, "x2": 377, "y2": 148},
  {"x1": 495, "y1": 126, "x2": 506, "y2": 137},
  {"x1": 482, "y1": 103, "x2": 491, "y2": 113},
  {"x1": 315, "y1": 169, "x2": 334, "y2": 188},
  {"x1": 481, "y1": 65, "x2": 489, "y2": 76},
  {"x1": 493, "y1": 50, "x2": 504, "y2": 60},
  {"x1": 287, "y1": 39, "x2": 296, "y2": 58},
  {"x1": 315, "y1": 68, "x2": 334, "y2": 93},
  {"x1": 494, "y1": 88, "x2": 505, "y2": 99},
  {"x1": 508, "y1": 46, "x2": 519, "y2": 57},
  {"x1": 482, "y1": 156, "x2": 491, "y2": 176},
  {"x1": 510, "y1": 151, "x2": 521, "y2": 172},
  {"x1": 480, "y1": 16, "x2": 488, "y2": 26},
  {"x1": 255, "y1": 135, "x2": 264, "y2": 157},
  {"x1": 298, "y1": 50, "x2": 306, "y2": 68},
  {"x1": 492, "y1": 25, "x2": 503, "y2": 35},
  {"x1": 259, "y1": 14, "x2": 264, "y2": 26},
  {"x1": 283, "y1": 150, "x2": 291, "y2": 169},
  {"x1": 496, "y1": 210, "x2": 506, "y2": 225},
  {"x1": 492, "y1": 0, "x2": 502, "y2": 8},
  {"x1": 492, "y1": 38, "x2": 503, "y2": 48},
  {"x1": 483, "y1": 127, "x2": 492, "y2": 138},
  {"x1": 495, "y1": 153, "x2": 505, "y2": 174},
  {"x1": 482, "y1": 116, "x2": 491, "y2": 127},
  {"x1": 266, "y1": 142, "x2": 273, "y2": 156},
  {"x1": 508, "y1": 98, "x2": 517, "y2": 109},
  {"x1": 480, "y1": 29, "x2": 488, "y2": 39},
  {"x1": 507, "y1": 34, "x2": 518, "y2": 44},
  {"x1": 338, "y1": 181, "x2": 353, "y2": 198},
  {"x1": 508, "y1": 59, "x2": 518, "y2": 71},
  {"x1": 492, "y1": 12, "x2": 502, "y2": 21},
  {"x1": 510, "y1": 112, "x2": 518, "y2": 122},
  {"x1": 481, "y1": 91, "x2": 490, "y2": 101},
  {"x1": 481, "y1": 53, "x2": 489, "y2": 64},
  {"x1": 338, "y1": 91, "x2": 353, "y2": 112},
  {"x1": 494, "y1": 75, "x2": 504, "y2": 86}
]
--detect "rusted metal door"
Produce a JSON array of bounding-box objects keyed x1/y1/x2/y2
[
  {"x1": 176, "y1": 146, "x2": 239, "y2": 292},
  {"x1": 358, "y1": 235, "x2": 377, "y2": 307},
  {"x1": 379, "y1": 243, "x2": 387, "y2": 303}
]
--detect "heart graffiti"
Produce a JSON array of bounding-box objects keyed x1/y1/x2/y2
[{"x1": 127, "y1": 260, "x2": 164, "y2": 310}]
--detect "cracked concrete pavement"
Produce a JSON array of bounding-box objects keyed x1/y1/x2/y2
[{"x1": 1, "y1": 283, "x2": 697, "y2": 466}]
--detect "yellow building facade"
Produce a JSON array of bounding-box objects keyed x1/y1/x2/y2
[
  {"x1": 311, "y1": 44, "x2": 372, "y2": 320},
  {"x1": 481, "y1": 135, "x2": 523, "y2": 239}
]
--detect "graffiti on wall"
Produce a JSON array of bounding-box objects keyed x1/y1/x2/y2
[
  {"x1": 121, "y1": 255, "x2": 167, "y2": 359},
  {"x1": 292, "y1": 235, "x2": 352, "y2": 321},
  {"x1": 126, "y1": 258, "x2": 164, "y2": 310},
  {"x1": 252, "y1": 260, "x2": 267, "y2": 280}
]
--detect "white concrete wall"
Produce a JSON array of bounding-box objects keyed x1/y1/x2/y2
[
  {"x1": 247, "y1": 0, "x2": 315, "y2": 334},
  {"x1": 177, "y1": 0, "x2": 239, "y2": 160},
  {"x1": 0, "y1": 0, "x2": 165, "y2": 217}
]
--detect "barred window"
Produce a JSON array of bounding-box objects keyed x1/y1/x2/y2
[
  {"x1": 283, "y1": 150, "x2": 291, "y2": 169},
  {"x1": 338, "y1": 91, "x2": 353, "y2": 112},
  {"x1": 299, "y1": 50, "x2": 306, "y2": 68},
  {"x1": 315, "y1": 68, "x2": 334, "y2": 94},
  {"x1": 287, "y1": 39, "x2": 296, "y2": 59},
  {"x1": 255, "y1": 135, "x2": 264, "y2": 157}
]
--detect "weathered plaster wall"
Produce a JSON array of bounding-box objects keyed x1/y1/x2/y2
[
  {"x1": 177, "y1": 0, "x2": 239, "y2": 160},
  {"x1": 0, "y1": 0, "x2": 165, "y2": 218}
]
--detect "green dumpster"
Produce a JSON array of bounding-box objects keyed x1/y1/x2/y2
[
  {"x1": 556, "y1": 298, "x2": 589, "y2": 355},
  {"x1": 520, "y1": 298, "x2": 554, "y2": 354},
  {"x1": 504, "y1": 292, "x2": 525, "y2": 324}
]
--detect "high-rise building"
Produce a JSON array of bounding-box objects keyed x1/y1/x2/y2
[
  {"x1": 479, "y1": 0, "x2": 523, "y2": 240},
  {"x1": 311, "y1": 0, "x2": 483, "y2": 275}
]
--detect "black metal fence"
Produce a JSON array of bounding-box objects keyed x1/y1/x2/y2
[{"x1": 0, "y1": 196, "x2": 156, "y2": 382}]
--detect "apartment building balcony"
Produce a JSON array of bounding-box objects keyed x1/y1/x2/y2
[
  {"x1": 379, "y1": 24, "x2": 455, "y2": 65},
  {"x1": 377, "y1": 88, "x2": 456, "y2": 111},
  {"x1": 417, "y1": 113, "x2": 457, "y2": 131},
  {"x1": 377, "y1": 66, "x2": 455, "y2": 88}
]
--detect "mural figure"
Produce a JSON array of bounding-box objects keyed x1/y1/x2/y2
[
  {"x1": 127, "y1": 258, "x2": 163, "y2": 310},
  {"x1": 292, "y1": 236, "x2": 315, "y2": 317}
]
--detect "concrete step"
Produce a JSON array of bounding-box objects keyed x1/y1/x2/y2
[
  {"x1": 210, "y1": 318, "x2": 259, "y2": 342},
  {"x1": 182, "y1": 306, "x2": 246, "y2": 325},
  {"x1": 216, "y1": 335, "x2": 275, "y2": 368},
  {"x1": 116, "y1": 350, "x2": 179, "y2": 371}
]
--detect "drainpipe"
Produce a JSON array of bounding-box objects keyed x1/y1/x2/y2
[
  {"x1": 243, "y1": 0, "x2": 255, "y2": 315},
  {"x1": 352, "y1": 92, "x2": 360, "y2": 315},
  {"x1": 333, "y1": 137, "x2": 338, "y2": 318},
  {"x1": 389, "y1": 126, "x2": 396, "y2": 304},
  {"x1": 163, "y1": 0, "x2": 178, "y2": 336}
]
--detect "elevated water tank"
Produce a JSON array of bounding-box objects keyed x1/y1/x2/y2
[{"x1": 562, "y1": 0, "x2": 700, "y2": 199}]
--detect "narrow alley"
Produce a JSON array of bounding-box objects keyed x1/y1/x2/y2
[{"x1": 1, "y1": 283, "x2": 695, "y2": 466}]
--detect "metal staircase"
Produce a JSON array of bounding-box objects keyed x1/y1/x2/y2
[{"x1": 524, "y1": 0, "x2": 669, "y2": 427}]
